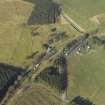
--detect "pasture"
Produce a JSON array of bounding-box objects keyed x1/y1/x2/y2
[
  {"x1": 0, "y1": 1, "x2": 79, "y2": 103},
  {"x1": 0, "y1": 0, "x2": 78, "y2": 67},
  {"x1": 6, "y1": 83, "x2": 62, "y2": 105},
  {"x1": 60, "y1": 0, "x2": 105, "y2": 32},
  {"x1": 67, "y1": 46, "x2": 105, "y2": 105}
]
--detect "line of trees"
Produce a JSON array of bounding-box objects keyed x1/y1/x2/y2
[
  {"x1": 39, "y1": 55, "x2": 68, "y2": 93},
  {"x1": 49, "y1": 0, "x2": 62, "y2": 23}
]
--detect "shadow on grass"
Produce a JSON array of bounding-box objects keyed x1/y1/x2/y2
[
  {"x1": 38, "y1": 55, "x2": 68, "y2": 93},
  {"x1": 0, "y1": 63, "x2": 25, "y2": 101},
  {"x1": 71, "y1": 96, "x2": 95, "y2": 105},
  {"x1": 24, "y1": 0, "x2": 61, "y2": 25}
]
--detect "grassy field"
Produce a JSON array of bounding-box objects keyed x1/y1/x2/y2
[
  {"x1": 0, "y1": 0, "x2": 33, "y2": 66},
  {"x1": 2, "y1": 0, "x2": 103, "y2": 105},
  {"x1": 67, "y1": 46, "x2": 105, "y2": 105},
  {"x1": 0, "y1": 0, "x2": 79, "y2": 103},
  {"x1": 6, "y1": 83, "x2": 62, "y2": 105},
  {"x1": 0, "y1": 0, "x2": 79, "y2": 67},
  {"x1": 60, "y1": 0, "x2": 105, "y2": 32}
]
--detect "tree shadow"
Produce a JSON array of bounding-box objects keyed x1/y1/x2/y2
[
  {"x1": 24, "y1": 0, "x2": 61, "y2": 25},
  {"x1": 71, "y1": 96, "x2": 95, "y2": 105},
  {"x1": 0, "y1": 63, "x2": 25, "y2": 101},
  {"x1": 39, "y1": 55, "x2": 68, "y2": 93}
]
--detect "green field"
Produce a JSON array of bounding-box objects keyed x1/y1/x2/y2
[
  {"x1": 0, "y1": 0, "x2": 79, "y2": 104},
  {"x1": 0, "y1": 0, "x2": 78, "y2": 67},
  {"x1": 2, "y1": 0, "x2": 105, "y2": 105},
  {"x1": 60, "y1": 0, "x2": 105, "y2": 32},
  {"x1": 7, "y1": 83, "x2": 62, "y2": 105},
  {"x1": 67, "y1": 46, "x2": 105, "y2": 105}
]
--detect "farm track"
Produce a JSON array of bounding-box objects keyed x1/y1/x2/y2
[
  {"x1": 37, "y1": 12, "x2": 88, "y2": 81},
  {"x1": 62, "y1": 11, "x2": 85, "y2": 33},
  {"x1": 4, "y1": 83, "x2": 63, "y2": 105},
  {"x1": 0, "y1": 7, "x2": 88, "y2": 105},
  {"x1": 1, "y1": 33, "x2": 86, "y2": 105},
  {"x1": 31, "y1": 33, "x2": 89, "y2": 81}
]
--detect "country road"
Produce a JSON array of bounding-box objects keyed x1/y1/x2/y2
[
  {"x1": 31, "y1": 33, "x2": 89, "y2": 81},
  {"x1": 62, "y1": 11, "x2": 85, "y2": 33},
  {"x1": 1, "y1": 33, "x2": 89, "y2": 105}
]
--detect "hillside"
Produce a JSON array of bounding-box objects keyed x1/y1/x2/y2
[
  {"x1": 0, "y1": 0, "x2": 78, "y2": 105},
  {"x1": 67, "y1": 40, "x2": 105, "y2": 105},
  {"x1": 6, "y1": 83, "x2": 63, "y2": 105},
  {"x1": 0, "y1": 0, "x2": 105, "y2": 105},
  {"x1": 0, "y1": 0, "x2": 78, "y2": 67},
  {"x1": 60, "y1": 0, "x2": 105, "y2": 33}
]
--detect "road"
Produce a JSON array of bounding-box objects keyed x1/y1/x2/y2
[
  {"x1": 30, "y1": 33, "x2": 89, "y2": 81},
  {"x1": 62, "y1": 11, "x2": 85, "y2": 33}
]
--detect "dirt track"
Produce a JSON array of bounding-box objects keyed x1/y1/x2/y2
[{"x1": 62, "y1": 11, "x2": 85, "y2": 33}]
